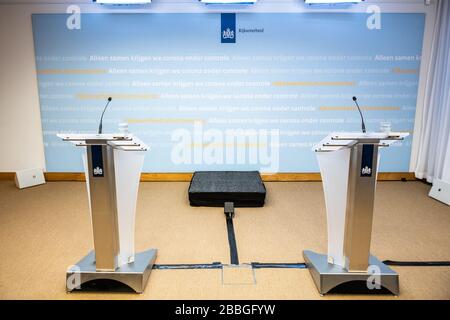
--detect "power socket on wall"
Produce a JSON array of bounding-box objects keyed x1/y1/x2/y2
[
  {"x1": 14, "y1": 168, "x2": 46, "y2": 189},
  {"x1": 429, "y1": 179, "x2": 450, "y2": 206}
]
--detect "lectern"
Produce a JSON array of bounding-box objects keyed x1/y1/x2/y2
[
  {"x1": 57, "y1": 133, "x2": 156, "y2": 293},
  {"x1": 304, "y1": 132, "x2": 408, "y2": 295}
]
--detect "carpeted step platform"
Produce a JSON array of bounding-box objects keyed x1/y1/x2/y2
[{"x1": 188, "y1": 171, "x2": 266, "y2": 207}]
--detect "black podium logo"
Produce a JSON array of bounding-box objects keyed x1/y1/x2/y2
[
  {"x1": 360, "y1": 144, "x2": 374, "y2": 177},
  {"x1": 91, "y1": 145, "x2": 104, "y2": 177}
]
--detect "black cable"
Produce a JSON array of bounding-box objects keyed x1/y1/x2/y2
[
  {"x1": 153, "y1": 262, "x2": 307, "y2": 270},
  {"x1": 251, "y1": 262, "x2": 307, "y2": 269},
  {"x1": 383, "y1": 260, "x2": 450, "y2": 266},
  {"x1": 154, "y1": 260, "x2": 450, "y2": 270},
  {"x1": 224, "y1": 202, "x2": 239, "y2": 265},
  {"x1": 153, "y1": 260, "x2": 450, "y2": 270},
  {"x1": 153, "y1": 262, "x2": 222, "y2": 270},
  {"x1": 226, "y1": 215, "x2": 239, "y2": 265}
]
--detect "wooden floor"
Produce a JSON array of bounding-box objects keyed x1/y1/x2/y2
[{"x1": 0, "y1": 180, "x2": 449, "y2": 299}]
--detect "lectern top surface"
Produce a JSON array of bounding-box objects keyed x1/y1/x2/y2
[
  {"x1": 57, "y1": 133, "x2": 149, "y2": 151},
  {"x1": 329, "y1": 132, "x2": 408, "y2": 140},
  {"x1": 57, "y1": 133, "x2": 131, "y2": 141},
  {"x1": 313, "y1": 131, "x2": 409, "y2": 152}
]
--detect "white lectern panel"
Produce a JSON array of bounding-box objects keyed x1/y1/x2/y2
[
  {"x1": 114, "y1": 149, "x2": 145, "y2": 266},
  {"x1": 71, "y1": 133, "x2": 148, "y2": 267},
  {"x1": 82, "y1": 152, "x2": 93, "y2": 226},
  {"x1": 316, "y1": 148, "x2": 350, "y2": 267},
  {"x1": 305, "y1": 131, "x2": 407, "y2": 294},
  {"x1": 60, "y1": 132, "x2": 156, "y2": 293}
]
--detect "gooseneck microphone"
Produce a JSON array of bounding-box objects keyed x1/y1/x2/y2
[
  {"x1": 352, "y1": 96, "x2": 366, "y2": 133},
  {"x1": 98, "y1": 97, "x2": 112, "y2": 134}
]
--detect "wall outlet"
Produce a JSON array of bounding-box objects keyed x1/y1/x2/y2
[
  {"x1": 429, "y1": 178, "x2": 450, "y2": 206},
  {"x1": 14, "y1": 168, "x2": 46, "y2": 189}
]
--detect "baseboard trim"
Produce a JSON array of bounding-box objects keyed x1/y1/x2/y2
[
  {"x1": 0, "y1": 172, "x2": 416, "y2": 182},
  {"x1": 0, "y1": 172, "x2": 15, "y2": 180}
]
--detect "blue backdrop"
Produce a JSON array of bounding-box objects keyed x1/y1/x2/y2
[{"x1": 32, "y1": 13, "x2": 425, "y2": 172}]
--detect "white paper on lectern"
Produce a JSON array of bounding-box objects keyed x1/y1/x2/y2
[
  {"x1": 113, "y1": 149, "x2": 145, "y2": 266},
  {"x1": 316, "y1": 148, "x2": 350, "y2": 267}
]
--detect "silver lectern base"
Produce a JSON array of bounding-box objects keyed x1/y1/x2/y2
[
  {"x1": 66, "y1": 249, "x2": 157, "y2": 293},
  {"x1": 303, "y1": 250, "x2": 399, "y2": 295}
]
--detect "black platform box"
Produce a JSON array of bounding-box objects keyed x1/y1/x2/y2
[{"x1": 188, "y1": 171, "x2": 266, "y2": 207}]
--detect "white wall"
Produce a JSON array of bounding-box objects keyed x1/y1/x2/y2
[
  {"x1": 0, "y1": 0, "x2": 437, "y2": 172},
  {"x1": 0, "y1": 2, "x2": 45, "y2": 171}
]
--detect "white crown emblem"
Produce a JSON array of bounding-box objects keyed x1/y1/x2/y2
[
  {"x1": 93, "y1": 167, "x2": 103, "y2": 175},
  {"x1": 222, "y1": 28, "x2": 235, "y2": 39},
  {"x1": 361, "y1": 166, "x2": 372, "y2": 175}
]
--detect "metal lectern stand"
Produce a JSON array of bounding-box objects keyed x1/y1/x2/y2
[
  {"x1": 304, "y1": 132, "x2": 408, "y2": 295},
  {"x1": 58, "y1": 133, "x2": 157, "y2": 293}
]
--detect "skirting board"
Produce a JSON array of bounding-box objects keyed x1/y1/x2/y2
[{"x1": 0, "y1": 172, "x2": 416, "y2": 182}]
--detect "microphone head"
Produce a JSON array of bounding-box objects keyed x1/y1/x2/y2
[
  {"x1": 352, "y1": 96, "x2": 357, "y2": 101},
  {"x1": 108, "y1": 97, "x2": 112, "y2": 101}
]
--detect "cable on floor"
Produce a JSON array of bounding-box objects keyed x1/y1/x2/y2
[
  {"x1": 383, "y1": 260, "x2": 450, "y2": 266},
  {"x1": 153, "y1": 262, "x2": 222, "y2": 270},
  {"x1": 251, "y1": 262, "x2": 307, "y2": 269}
]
